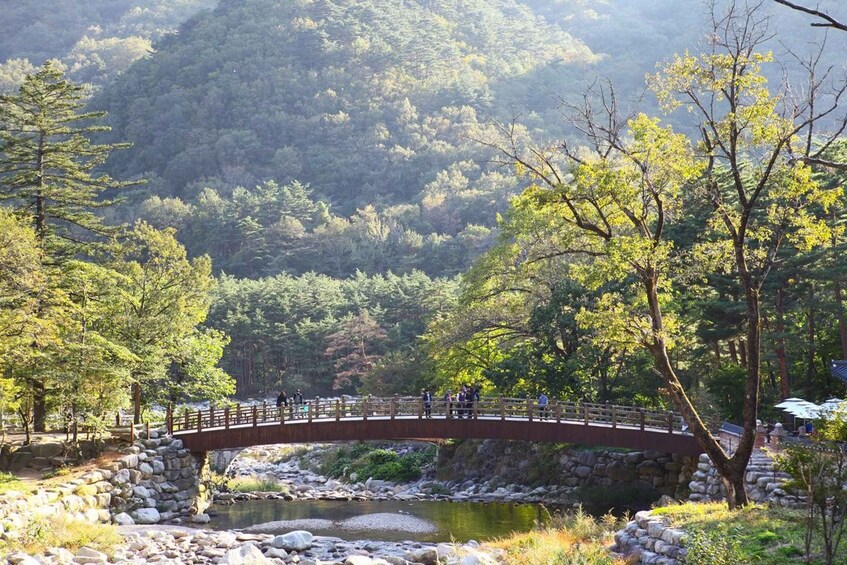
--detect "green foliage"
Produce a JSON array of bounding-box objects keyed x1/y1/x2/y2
[
  {"x1": 0, "y1": 0, "x2": 215, "y2": 90},
  {"x1": 0, "y1": 515, "x2": 122, "y2": 555},
  {"x1": 109, "y1": 221, "x2": 232, "y2": 413},
  {"x1": 95, "y1": 0, "x2": 594, "y2": 208},
  {"x1": 209, "y1": 270, "x2": 456, "y2": 395},
  {"x1": 682, "y1": 526, "x2": 745, "y2": 565},
  {"x1": 492, "y1": 507, "x2": 623, "y2": 565},
  {"x1": 654, "y1": 502, "x2": 827, "y2": 565},
  {"x1": 0, "y1": 61, "x2": 137, "y2": 255},
  {"x1": 319, "y1": 443, "x2": 436, "y2": 484},
  {"x1": 226, "y1": 476, "x2": 289, "y2": 494}
]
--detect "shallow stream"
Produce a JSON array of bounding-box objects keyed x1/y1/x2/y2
[{"x1": 207, "y1": 499, "x2": 551, "y2": 542}]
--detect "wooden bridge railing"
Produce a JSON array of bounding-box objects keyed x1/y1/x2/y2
[{"x1": 168, "y1": 397, "x2": 688, "y2": 436}]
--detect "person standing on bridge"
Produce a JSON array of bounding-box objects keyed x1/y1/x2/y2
[
  {"x1": 276, "y1": 390, "x2": 288, "y2": 408},
  {"x1": 444, "y1": 390, "x2": 453, "y2": 417},
  {"x1": 538, "y1": 392, "x2": 549, "y2": 420},
  {"x1": 456, "y1": 388, "x2": 466, "y2": 418},
  {"x1": 422, "y1": 388, "x2": 433, "y2": 418},
  {"x1": 293, "y1": 390, "x2": 304, "y2": 417}
]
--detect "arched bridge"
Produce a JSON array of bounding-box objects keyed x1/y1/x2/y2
[{"x1": 168, "y1": 397, "x2": 703, "y2": 456}]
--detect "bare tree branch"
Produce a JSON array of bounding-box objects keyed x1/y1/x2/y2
[{"x1": 775, "y1": 0, "x2": 847, "y2": 32}]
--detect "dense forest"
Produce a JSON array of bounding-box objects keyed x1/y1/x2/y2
[{"x1": 1, "y1": 0, "x2": 847, "y2": 449}]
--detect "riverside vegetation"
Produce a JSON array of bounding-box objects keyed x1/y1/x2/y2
[{"x1": 4, "y1": 0, "x2": 847, "y2": 563}]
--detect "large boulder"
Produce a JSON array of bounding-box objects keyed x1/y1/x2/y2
[
  {"x1": 30, "y1": 442, "x2": 64, "y2": 459},
  {"x1": 271, "y1": 530, "x2": 313, "y2": 551},
  {"x1": 406, "y1": 548, "x2": 437, "y2": 564},
  {"x1": 112, "y1": 512, "x2": 135, "y2": 526},
  {"x1": 130, "y1": 507, "x2": 160, "y2": 524},
  {"x1": 221, "y1": 543, "x2": 272, "y2": 564}
]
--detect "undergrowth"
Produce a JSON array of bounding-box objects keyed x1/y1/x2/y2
[
  {"x1": 1, "y1": 515, "x2": 122, "y2": 556},
  {"x1": 491, "y1": 507, "x2": 625, "y2": 565}
]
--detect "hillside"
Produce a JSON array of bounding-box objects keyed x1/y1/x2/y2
[
  {"x1": 95, "y1": 0, "x2": 598, "y2": 206},
  {"x1": 0, "y1": 0, "x2": 215, "y2": 91}
]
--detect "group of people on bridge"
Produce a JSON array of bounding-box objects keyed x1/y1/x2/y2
[
  {"x1": 422, "y1": 385, "x2": 483, "y2": 418},
  {"x1": 272, "y1": 387, "x2": 554, "y2": 420}
]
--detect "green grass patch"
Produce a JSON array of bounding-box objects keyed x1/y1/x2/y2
[
  {"x1": 491, "y1": 508, "x2": 625, "y2": 565},
  {"x1": 319, "y1": 443, "x2": 436, "y2": 483},
  {"x1": 0, "y1": 471, "x2": 25, "y2": 493},
  {"x1": 226, "y1": 476, "x2": 289, "y2": 493},
  {"x1": 1, "y1": 515, "x2": 122, "y2": 556},
  {"x1": 652, "y1": 502, "x2": 827, "y2": 564}
]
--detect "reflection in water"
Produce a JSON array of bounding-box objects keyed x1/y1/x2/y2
[{"x1": 208, "y1": 499, "x2": 550, "y2": 542}]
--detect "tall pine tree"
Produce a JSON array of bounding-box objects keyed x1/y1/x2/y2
[{"x1": 0, "y1": 61, "x2": 136, "y2": 431}]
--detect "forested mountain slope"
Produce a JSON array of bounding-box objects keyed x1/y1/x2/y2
[
  {"x1": 95, "y1": 0, "x2": 598, "y2": 206},
  {"x1": 0, "y1": 0, "x2": 215, "y2": 90}
]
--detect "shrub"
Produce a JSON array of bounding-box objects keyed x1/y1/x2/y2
[
  {"x1": 226, "y1": 476, "x2": 289, "y2": 493},
  {"x1": 3, "y1": 515, "x2": 122, "y2": 556},
  {"x1": 682, "y1": 526, "x2": 745, "y2": 565}
]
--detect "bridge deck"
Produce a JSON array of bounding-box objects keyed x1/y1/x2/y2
[{"x1": 168, "y1": 397, "x2": 704, "y2": 455}]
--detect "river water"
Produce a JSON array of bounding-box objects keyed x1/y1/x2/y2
[{"x1": 208, "y1": 499, "x2": 551, "y2": 542}]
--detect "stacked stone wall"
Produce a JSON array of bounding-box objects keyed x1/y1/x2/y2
[
  {"x1": 614, "y1": 510, "x2": 687, "y2": 565},
  {"x1": 687, "y1": 451, "x2": 801, "y2": 508},
  {"x1": 0, "y1": 430, "x2": 210, "y2": 542}
]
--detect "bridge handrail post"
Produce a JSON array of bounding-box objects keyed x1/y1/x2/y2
[
  {"x1": 236, "y1": 404, "x2": 241, "y2": 425},
  {"x1": 667, "y1": 411, "x2": 674, "y2": 434},
  {"x1": 197, "y1": 410, "x2": 202, "y2": 433},
  {"x1": 225, "y1": 406, "x2": 230, "y2": 429},
  {"x1": 278, "y1": 405, "x2": 283, "y2": 424},
  {"x1": 184, "y1": 411, "x2": 189, "y2": 431},
  {"x1": 639, "y1": 409, "x2": 645, "y2": 431},
  {"x1": 262, "y1": 401, "x2": 267, "y2": 423},
  {"x1": 166, "y1": 403, "x2": 173, "y2": 434},
  {"x1": 500, "y1": 397, "x2": 505, "y2": 421},
  {"x1": 583, "y1": 403, "x2": 589, "y2": 426},
  {"x1": 472, "y1": 400, "x2": 478, "y2": 419},
  {"x1": 209, "y1": 406, "x2": 215, "y2": 428},
  {"x1": 341, "y1": 397, "x2": 346, "y2": 418},
  {"x1": 308, "y1": 401, "x2": 313, "y2": 423},
  {"x1": 418, "y1": 398, "x2": 423, "y2": 419},
  {"x1": 253, "y1": 405, "x2": 258, "y2": 427},
  {"x1": 130, "y1": 423, "x2": 135, "y2": 443},
  {"x1": 391, "y1": 396, "x2": 396, "y2": 419},
  {"x1": 526, "y1": 398, "x2": 532, "y2": 422},
  {"x1": 555, "y1": 401, "x2": 561, "y2": 424},
  {"x1": 362, "y1": 398, "x2": 368, "y2": 421},
  {"x1": 335, "y1": 400, "x2": 340, "y2": 422},
  {"x1": 612, "y1": 405, "x2": 617, "y2": 429}
]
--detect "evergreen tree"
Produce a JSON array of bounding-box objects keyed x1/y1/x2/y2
[
  {"x1": 0, "y1": 61, "x2": 136, "y2": 431},
  {"x1": 0, "y1": 60, "x2": 136, "y2": 255}
]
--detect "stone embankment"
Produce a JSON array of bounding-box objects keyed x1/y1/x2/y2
[
  {"x1": 4, "y1": 526, "x2": 502, "y2": 564},
  {"x1": 613, "y1": 510, "x2": 686, "y2": 565},
  {"x1": 687, "y1": 451, "x2": 799, "y2": 508},
  {"x1": 0, "y1": 429, "x2": 211, "y2": 541}
]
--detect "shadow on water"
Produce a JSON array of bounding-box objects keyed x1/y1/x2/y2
[{"x1": 208, "y1": 499, "x2": 553, "y2": 542}]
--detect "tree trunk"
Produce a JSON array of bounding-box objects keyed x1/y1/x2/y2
[
  {"x1": 806, "y1": 284, "x2": 816, "y2": 391},
  {"x1": 640, "y1": 270, "x2": 750, "y2": 507},
  {"x1": 728, "y1": 340, "x2": 739, "y2": 365},
  {"x1": 32, "y1": 379, "x2": 46, "y2": 433},
  {"x1": 775, "y1": 287, "x2": 790, "y2": 400},
  {"x1": 132, "y1": 382, "x2": 142, "y2": 424},
  {"x1": 738, "y1": 339, "x2": 748, "y2": 368},
  {"x1": 32, "y1": 134, "x2": 47, "y2": 433},
  {"x1": 834, "y1": 280, "x2": 847, "y2": 360},
  {"x1": 721, "y1": 468, "x2": 749, "y2": 510}
]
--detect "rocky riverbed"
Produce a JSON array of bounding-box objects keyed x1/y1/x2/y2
[
  {"x1": 220, "y1": 444, "x2": 600, "y2": 507},
  {"x1": 3, "y1": 526, "x2": 501, "y2": 564}
]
